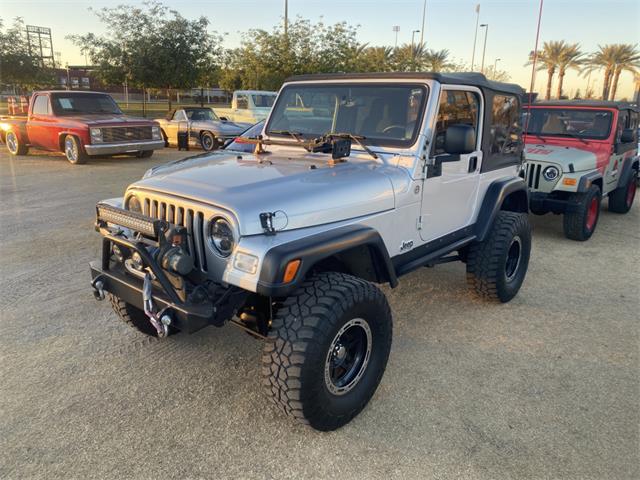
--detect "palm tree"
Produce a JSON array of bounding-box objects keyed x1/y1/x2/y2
[
  {"x1": 422, "y1": 48, "x2": 454, "y2": 72},
  {"x1": 556, "y1": 43, "x2": 584, "y2": 99},
  {"x1": 584, "y1": 44, "x2": 620, "y2": 100},
  {"x1": 609, "y1": 44, "x2": 640, "y2": 100},
  {"x1": 526, "y1": 40, "x2": 567, "y2": 100}
]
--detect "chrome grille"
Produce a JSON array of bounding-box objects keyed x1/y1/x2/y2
[
  {"x1": 525, "y1": 162, "x2": 542, "y2": 190},
  {"x1": 143, "y1": 197, "x2": 208, "y2": 272},
  {"x1": 102, "y1": 126, "x2": 152, "y2": 143}
]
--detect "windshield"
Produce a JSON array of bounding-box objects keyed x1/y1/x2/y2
[
  {"x1": 185, "y1": 108, "x2": 218, "y2": 121},
  {"x1": 523, "y1": 108, "x2": 613, "y2": 140},
  {"x1": 266, "y1": 83, "x2": 428, "y2": 147},
  {"x1": 252, "y1": 94, "x2": 276, "y2": 108},
  {"x1": 50, "y1": 93, "x2": 122, "y2": 115}
]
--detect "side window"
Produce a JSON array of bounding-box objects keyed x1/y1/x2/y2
[
  {"x1": 32, "y1": 95, "x2": 50, "y2": 115},
  {"x1": 432, "y1": 90, "x2": 480, "y2": 155},
  {"x1": 173, "y1": 110, "x2": 187, "y2": 122},
  {"x1": 236, "y1": 94, "x2": 249, "y2": 109},
  {"x1": 616, "y1": 110, "x2": 629, "y2": 142},
  {"x1": 490, "y1": 94, "x2": 521, "y2": 156}
]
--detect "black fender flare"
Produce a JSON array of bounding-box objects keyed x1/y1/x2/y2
[
  {"x1": 577, "y1": 170, "x2": 603, "y2": 192},
  {"x1": 618, "y1": 155, "x2": 639, "y2": 188},
  {"x1": 256, "y1": 224, "x2": 397, "y2": 297},
  {"x1": 474, "y1": 177, "x2": 529, "y2": 242}
]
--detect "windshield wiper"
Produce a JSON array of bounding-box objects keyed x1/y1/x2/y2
[
  {"x1": 319, "y1": 132, "x2": 379, "y2": 160},
  {"x1": 561, "y1": 131, "x2": 589, "y2": 145},
  {"x1": 268, "y1": 130, "x2": 311, "y2": 151}
]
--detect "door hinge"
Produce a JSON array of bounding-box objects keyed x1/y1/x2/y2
[{"x1": 417, "y1": 216, "x2": 423, "y2": 230}]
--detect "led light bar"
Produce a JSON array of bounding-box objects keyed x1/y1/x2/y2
[{"x1": 96, "y1": 203, "x2": 163, "y2": 237}]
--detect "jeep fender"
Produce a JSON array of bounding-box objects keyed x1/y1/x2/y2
[
  {"x1": 618, "y1": 156, "x2": 639, "y2": 188},
  {"x1": 256, "y1": 224, "x2": 397, "y2": 297},
  {"x1": 474, "y1": 177, "x2": 529, "y2": 242},
  {"x1": 577, "y1": 170, "x2": 603, "y2": 192}
]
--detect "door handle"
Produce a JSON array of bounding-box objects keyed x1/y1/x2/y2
[{"x1": 468, "y1": 156, "x2": 478, "y2": 173}]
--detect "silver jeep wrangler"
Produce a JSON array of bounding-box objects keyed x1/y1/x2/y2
[{"x1": 90, "y1": 72, "x2": 531, "y2": 431}]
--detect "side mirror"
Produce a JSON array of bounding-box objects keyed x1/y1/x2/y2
[
  {"x1": 219, "y1": 116, "x2": 228, "y2": 122},
  {"x1": 620, "y1": 128, "x2": 636, "y2": 144},
  {"x1": 444, "y1": 124, "x2": 476, "y2": 155}
]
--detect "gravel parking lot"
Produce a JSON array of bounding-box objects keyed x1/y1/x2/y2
[{"x1": 1, "y1": 147, "x2": 638, "y2": 480}]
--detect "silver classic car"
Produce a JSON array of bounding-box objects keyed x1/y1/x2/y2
[{"x1": 156, "y1": 107, "x2": 251, "y2": 151}]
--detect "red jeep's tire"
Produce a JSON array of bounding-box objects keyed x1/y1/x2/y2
[
  {"x1": 562, "y1": 185, "x2": 601, "y2": 241},
  {"x1": 608, "y1": 172, "x2": 637, "y2": 213},
  {"x1": 5, "y1": 131, "x2": 29, "y2": 156}
]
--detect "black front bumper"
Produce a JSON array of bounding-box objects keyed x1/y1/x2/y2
[
  {"x1": 530, "y1": 192, "x2": 582, "y2": 215},
  {"x1": 90, "y1": 259, "x2": 213, "y2": 333}
]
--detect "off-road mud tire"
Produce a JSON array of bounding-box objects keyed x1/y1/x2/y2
[
  {"x1": 608, "y1": 172, "x2": 637, "y2": 213},
  {"x1": 261, "y1": 272, "x2": 392, "y2": 431},
  {"x1": 108, "y1": 293, "x2": 163, "y2": 337},
  {"x1": 466, "y1": 211, "x2": 531, "y2": 303}
]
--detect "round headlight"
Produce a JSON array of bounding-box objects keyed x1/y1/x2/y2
[
  {"x1": 209, "y1": 217, "x2": 234, "y2": 257},
  {"x1": 542, "y1": 166, "x2": 560, "y2": 182},
  {"x1": 126, "y1": 195, "x2": 142, "y2": 213}
]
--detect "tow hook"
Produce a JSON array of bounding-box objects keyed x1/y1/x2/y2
[
  {"x1": 91, "y1": 276, "x2": 106, "y2": 301},
  {"x1": 142, "y1": 273, "x2": 171, "y2": 338}
]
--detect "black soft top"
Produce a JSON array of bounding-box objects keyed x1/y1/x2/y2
[
  {"x1": 526, "y1": 100, "x2": 639, "y2": 111},
  {"x1": 284, "y1": 72, "x2": 525, "y2": 96}
]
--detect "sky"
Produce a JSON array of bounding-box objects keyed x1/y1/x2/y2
[{"x1": 2, "y1": 0, "x2": 639, "y2": 99}]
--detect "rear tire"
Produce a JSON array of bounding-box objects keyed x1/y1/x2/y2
[
  {"x1": 200, "y1": 131, "x2": 218, "y2": 151},
  {"x1": 562, "y1": 185, "x2": 601, "y2": 241},
  {"x1": 108, "y1": 293, "x2": 161, "y2": 337},
  {"x1": 466, "y1": 211, "x2": 531, "y2": 303},
  {"x1": 608, "y1": 173, "x2": 637, "y2": 213},
  {"x1": 262, "y1": 272, "x2": 392, "y2": 431},
  {"x1": 64, "y1": 135, "x2": 89, "y2": 164},
  {"x1": 5, "y1": 131, "x2": 29, "y2": 156}
]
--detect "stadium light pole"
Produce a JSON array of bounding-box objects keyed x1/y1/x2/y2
[
  {"x1": 494, "y1": 58, "x2": 500, "y2": 71},
  {"x1": 419, "y1": 0, "x2": 427, "y2": 46},
  {"x1": 480, "y1": 23, "x2": 489, "y2": 73},
  {"x1": 392, "y1": 25, "x2": 400, "y2": 48},
  {"x1": 284, "y1": 0, "x2": 288, "y2": 37},
  {"x1": 471, "y1": 4, "x2": 480, "y2": 70},
  {"x1": 411, "y1": 30, "x2": 420, "y2": 71}
]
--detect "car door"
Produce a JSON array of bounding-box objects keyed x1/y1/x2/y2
[
  {"x1": 605, "y1": 109, "x2": 629, "y2": 191},
  {"x1": 419, "y1": 86, "x2": 483, "y2": 243},
  {"x1": 165, "y1": 109, "x2": 187, "y2": 145},
  {"x1": 27, "y1": 94, "x2": 57, "y2": 150}
]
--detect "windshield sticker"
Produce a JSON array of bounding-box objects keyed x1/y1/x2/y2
[{"x1": 59, "y1": 98, "x2": 73, "y2": 109}]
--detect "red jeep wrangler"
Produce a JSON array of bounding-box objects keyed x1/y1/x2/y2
[
  {"x1": 523, "y1": 101, "x2": 639, "y2": 240},
  {"x1": 1, "y1": 91, "x2": 164, "y2": 164}
]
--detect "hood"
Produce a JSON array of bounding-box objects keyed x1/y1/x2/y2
[
  {"x1": 524, "y1": 144, "x2": 597, "y2": 172},
  {"x1": 129, "y1": 152, "x2": 396, "y2": 236},
  {"x1": 65, "y1": 114, "x2": 156, "y2": 127},
  {"x1": 209, "y1": 120, "x2": 251, "y2": 135}
]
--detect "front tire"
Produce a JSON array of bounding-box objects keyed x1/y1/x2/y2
[
  {"x1": 562, "y1": 185, "x2": 601, "y2": 241},
  {"x1": 466, "y1": 211, "x2": 531, "y2": 303},
  {"x1": 64, "y1": 135, "x2": 89, "y2": 164},
  {"x1": 108, "y1": 293, "x2": 164, "y2": 337},
  {"x1": 200, "y1": 131, "x2": 219, "y2": 151},
  {"x1": 262, "y1": 272, "x2": 392, "y2": 431},
  {"x1": 608, "y1": 173, "x2": 636, "y2": 213},
  {"x1": 5, "y1": 131, "x2": 29, "y2": 156}
]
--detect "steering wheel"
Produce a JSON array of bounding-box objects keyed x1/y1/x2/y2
[{"x1": 382, "y1": 125, "x2": 405, "y2": 136}]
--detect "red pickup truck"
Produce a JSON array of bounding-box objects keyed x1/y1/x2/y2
[{"x1": 1, "y1": 91, "x2": 164, "y2": 164}]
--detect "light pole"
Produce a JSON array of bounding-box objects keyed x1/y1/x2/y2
[
  {"x1": 284, "y1": 0, "x2": 288, "y2": 37},
  {"x1": 392, "y1": 25, "x2": 400, "y2": 48},
  {"x1": 419, "y1": 0, "x2": 427, "y2": 46},
  {"x1": 480, "y1": 23, "x2": 489, "y2": 73},
  {"x1": 411, "y1": 30, "x2": 420, "y2": 71},
  {"x1": 471, "y1": 4, "x2": 480, "y2": 70},
  {"x1": 494, "y1": 58, "x2": 500, "y2": 72}
]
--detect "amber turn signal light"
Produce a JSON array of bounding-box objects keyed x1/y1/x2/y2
[
  {"x1": 562, "y1": 178, "x2": 577, "y2": 186},
  {"x1": 283, "y1": 259, "x2": 301, "y2": 283}
]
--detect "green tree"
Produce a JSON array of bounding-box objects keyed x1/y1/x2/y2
[
  {"x1": 422, "y1": 48, "x2": 455, "y2": 71},
  {"x1": 70, "y1": 1, "x2": 222, "y2": 107},
  {"x1": 527, "y1": 40, "x2": 571, "y2": 100},
  {"x1": 555, "y1": 43, "x2": 584, "y2": 99},
  {"x1": 583, "y1": 44, "x2": 639, "y2": 100},
  {"x1": 0, "y1": 17, "x2": 54, "y2": 91},
  {"x1": 608, "y1": 44, "x2": 640, "y2": 100}
]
